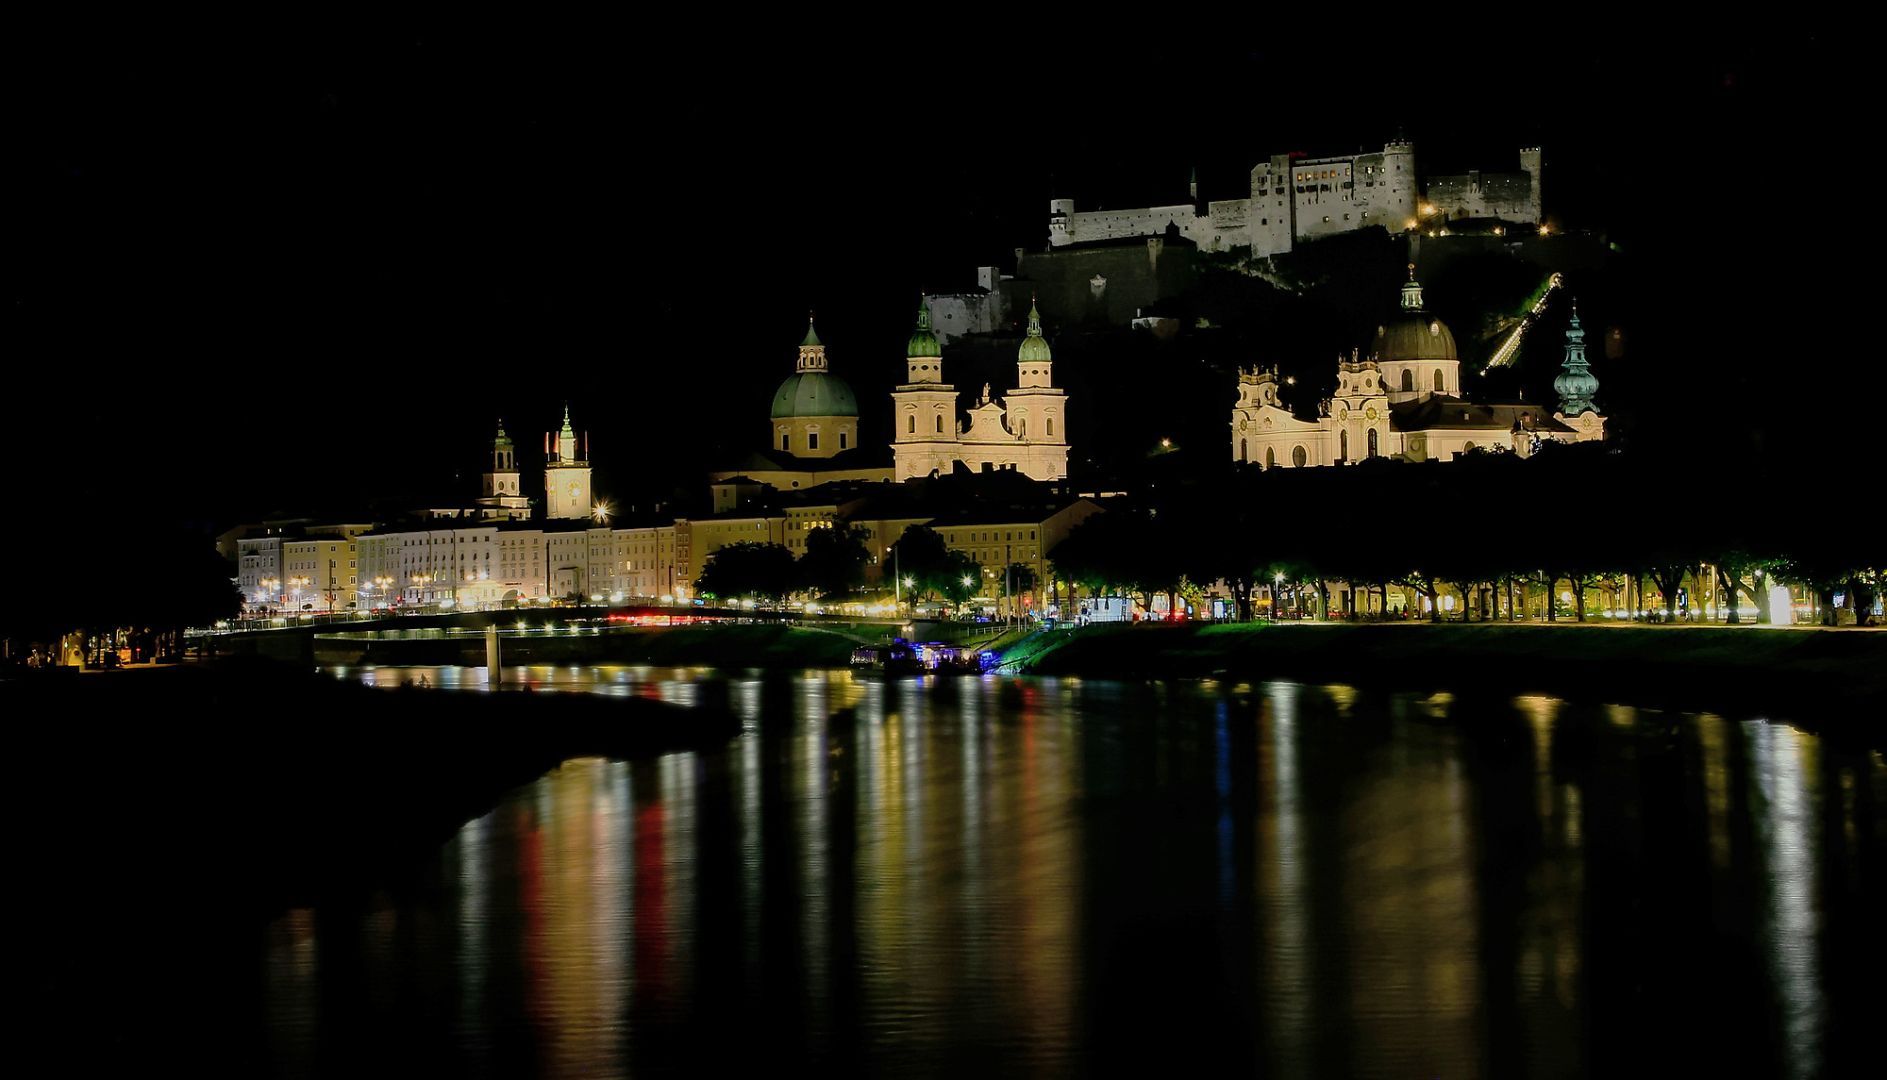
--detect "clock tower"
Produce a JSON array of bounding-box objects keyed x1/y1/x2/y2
[{"x1": 544, "y1": 405, "x2": 593, "y2": 520}]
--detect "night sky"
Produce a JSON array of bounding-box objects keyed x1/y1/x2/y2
[{"x1": 15, "y1": 27, "x2": 1863, "y2": 531}]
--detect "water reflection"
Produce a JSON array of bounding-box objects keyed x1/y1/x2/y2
[{"x1": 266, "y1": 669, "x2": 1883, "y2": 1077}]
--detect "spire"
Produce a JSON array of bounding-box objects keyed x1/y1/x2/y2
[
  {"x1": 1553, "y1": 301, "x2": 1601, "y2": 416},
  {"x1": 493, "y1": 418, "x2": 512, "y2": 448},
  {"x1": 1400, "y1": 263, "x2": 1425, "y2": 311},
  {"x1": 555, "y1": 404, "x2": 580, "y2": 462},
  {"x1": 800, "y1": 312, "x2": 821, "y2": 348}
]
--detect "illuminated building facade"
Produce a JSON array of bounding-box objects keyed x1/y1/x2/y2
[
  {"x1": 1231, "y1": 269, "x2": 1604, "y2": 468},
  {"x1": 1049, "y1": 141, "x2": 1541, "y2": 257},
  {"x1": 892, "y1": 298, "x2": 1069, "y2": 481}
]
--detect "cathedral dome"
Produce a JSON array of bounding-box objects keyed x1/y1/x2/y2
[
  {"x1": 770, "y1": 372, "x2": 858, "y2": 419},
  {"x1": 1374, "y1": 267, "x2": 1456, "y2": 363},
  {"x1": 1374, "y1": 313, "x2": 1458, "y2": 363}
]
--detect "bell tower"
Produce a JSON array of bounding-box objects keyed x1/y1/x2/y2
[
  {"x1": 892, "y1": 296, "x2": 963, "y2": 481},
  {"x1": 544, "y1": 405, "x2": 593, "y2": 520},
  {"x1": 482, "y1": 420, "x2": 518, "y2": 500}
]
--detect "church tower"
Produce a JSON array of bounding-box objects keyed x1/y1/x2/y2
[
  {"x1": 891, "y1": 297, "x2": 963, "y2": 480},
  {"x1": 1553, "y1": 301, "x2": 1607, "y2": 442},
  {"x1": 482, "y1": 420, "x2": 518, "y2": 500},
  {"x1": 476, "y1": 419, "x2": 532, "y2": 518},
  {"x1": 1000, "y1": 297, "x2": 1069, "y2": 479},
  {"x1": 544, "y1": 405, "x2": 593, "y2": 519}
]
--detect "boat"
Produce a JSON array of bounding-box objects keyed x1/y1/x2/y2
[{"x1": 849, "y1": 639, "x2": 923, "y2": 674}]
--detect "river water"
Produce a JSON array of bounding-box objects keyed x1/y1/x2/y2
[{"x1": 259, "y1": 666, "x2": 1882, "y2": 1078}]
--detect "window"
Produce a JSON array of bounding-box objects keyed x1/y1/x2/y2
[
  {"x1": 1240, "y1": 437, "x2": 1248, "y2": 460},
  {"x1": 1046, "y1": 417, "x2": 1055, "y2": 437},
  {"x1": 1340, "y1": 430, "x2": 1349, "y2": 461},
  {"x1": 808, "y1": 433, "x2": 819, "y2": 450},
  {"x1": 1433, "y1": 369, "x2": 1445, "y2": 392},
  {"x1": 1292, "y1": 445, "x2": 1307, "y2": 467},
  {"x1": 1402, "y1": 369, "x2": 1414, "y2": 392},
  {"x1": 935, "y1": 414, "x2": 944, "y2": 433},
  {"x1": 908, "y1": 415, "x2": 916, "y2": 434},
  {"x1": 781, "y1": 434, "x2": 790, "y2": 451},
  {"x1": 1368, "y1": 428, "x2": 1379, "y2": 458},
  {"x1": 839, "y1": 432, "x2": 847, "y2": 449}
]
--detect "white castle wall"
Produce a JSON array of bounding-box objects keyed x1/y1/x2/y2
[{"x1": 1049, "y1": 141, "x2": 1523, "y2": 256}]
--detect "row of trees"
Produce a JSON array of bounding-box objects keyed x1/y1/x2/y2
[
  {"x1": 1047, "y1": 444, "x2": 1883, "y2": 626},
  {"x1": 693, "y1": 523, "x2": 1030, "y2": 610}
]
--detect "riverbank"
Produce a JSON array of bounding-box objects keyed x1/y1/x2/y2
[
  {"x1": 1024, "y1": 622, "x2": 1886, "y2": 732},
  {"x1": 311, "y1": 621, "x2": 871, "y2": 668},
  {"x1": 8, "y1": 660, "x2": 741, "y2": 906}
]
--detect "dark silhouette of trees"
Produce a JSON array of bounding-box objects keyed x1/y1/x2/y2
[
  {"x1": 798, "y1": 523, "x2": 871, "y2": 600},
  {"x1": 694, "y1": 542, "x2": 796, "y2": 607}
]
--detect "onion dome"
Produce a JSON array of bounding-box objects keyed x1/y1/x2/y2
[
  {"x1": 493, "y1": 420, "x2": 513, "y2": 448},
  {"x1": 1374, "y1": 264, "x2": 1457, "y2": 362},
  {"x1": 1017, "y1": 296, "x2": 1052, "y2": 363},
  {"x1": 1553, "y1": 303, "x2": 1601, "y2": 416},
  {"x1": 907, "y1": 297, "x2": 941, "y2": 358}
]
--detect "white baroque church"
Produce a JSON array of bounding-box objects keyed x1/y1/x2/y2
[
  {"x1": 1231, "y1": 268, "x2": 1605, "y2": 468},
  {"x1": 892, "y1": 297, "x2": 1070, "y2": 481}
]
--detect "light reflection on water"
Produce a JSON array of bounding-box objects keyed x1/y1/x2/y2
[{"x1": 261, "y1": 667, "x2": 1882, "y2": 1078}]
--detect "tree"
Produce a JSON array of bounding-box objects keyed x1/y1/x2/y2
[
  {"x1": 887, "y1": 525, "x2": 981, "y2": 608},
  {"x1": 694, "y1": 542, "x2": 797, "y2": 607},
  {"x1": 798, "y1": 522, "x2": 871, "y2": 600}
]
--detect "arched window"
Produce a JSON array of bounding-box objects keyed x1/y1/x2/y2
[
  {"x1": 1463, "y1": 440, "x2": 1477, "y2": 454},
  {"x1": 934, "y1": 414, "x2": 943, "y2": 434},
  {"x1": 907, "y1": 415, "x2": 916, "y2": 434},
  {"x1": 781, "y1": 433, "x2": 790, "y2": 451},
  {"x1": 1240, "y1": 437, "x2": 1248, "y2": 461},
  {"x1": 1046, "y1": 417, "x2": 1055, "y2": 437},
  {"x1": 1340, "y1": 430, "x2": 1349, "y2": 461},
  {"x1": 1401, "y1": 369, "x2": 1414, "y2": 392},
  {"x1": 1433, "y1": 369, "x2": 1445, "y2": 392},
  {"x1": 1367, "y1": 428, "x2": 1379, "y2": 458},
  {"x1": 1266, "y1": 446, "x2": 1276, "y2": 469},
  {"x1": 1292, "y1": 445, "x2": 1307, "y2": 467}
]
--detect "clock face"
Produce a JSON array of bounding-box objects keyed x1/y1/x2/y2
[{"x1": 1366, "y1": 407, "x2": 1379, "y2": 422}]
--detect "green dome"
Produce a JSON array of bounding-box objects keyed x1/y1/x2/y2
[
  {"x1": 770, "y1": 371, "x2": 858, "y2": 419},
  {"x1": 907, "y1": 298, "x2": 940, "y2": 357},
  {"x1": 1374, "y1": 313, "x2": 1457, "y2": 362},
  {"x1": 1018, "y1": 297, "x2": 1053, "y2": 363}
]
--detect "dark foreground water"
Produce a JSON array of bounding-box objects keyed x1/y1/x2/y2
[{"x1": 260, "y1": 667, "x2": 1883, "y2": 1078}]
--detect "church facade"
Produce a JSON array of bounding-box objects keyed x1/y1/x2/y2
[
  {"x1": 892, "y1": 298, "x2": 1069, "y2": 481},
  {"x1": 1231, "y1": 269, "x2": 1605, "y2": 468}
]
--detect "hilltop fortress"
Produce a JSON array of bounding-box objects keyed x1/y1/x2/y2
[{"x1": 1048, "y1": 140, "x2": 1542, "y2": 257}]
